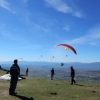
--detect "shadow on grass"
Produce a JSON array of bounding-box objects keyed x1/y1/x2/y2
[
  {"x1": 75, "y1": 84, "x2": 97, "y2": 93},
  {"x1": 14, "y1": 94, "x2": 34, "y2": 100},
  {"x1": 75, "y1": 84, "x2": 92, "y2": 87}
]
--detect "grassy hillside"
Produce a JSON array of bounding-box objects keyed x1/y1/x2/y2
[{"x1": 0, "y1": 70, "x2": 100, "y2": 100}]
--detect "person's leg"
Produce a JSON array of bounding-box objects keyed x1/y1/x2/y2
[
  {"x1": 9, "y1": 80, "x2": 13, "y2": 94},
  {"x1": 51, "y1": 74, "x2": 53, "y2": 80},
  {"x1": 13, "y1": 79, "x2": 18, "y2": 93},
  {"x1": 73, "y1": 78, "x2": 76, "y2": 84},
  {"x1": 71, "y1": 77, "x2": 73, "y2": 84},
  {"x1": 52, "y1": 74, "x2": 54, "y2": 80}
]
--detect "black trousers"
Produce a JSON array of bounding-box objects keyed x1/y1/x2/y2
[
  {"x1": 71, "y1": 77, "x2": 76, "y2": 84},
  {"x1": 51, "y1": 74, "x2": 54, "y2": 80},
  {"x1": 9, "y1": 78, "x2": 18, "y2": 93}
]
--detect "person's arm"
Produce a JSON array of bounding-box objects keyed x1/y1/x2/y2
[
  {"x1": 70, "y1": 70, "x2": 72, "y2": 77},
  {"x1": 54, "y1": 70, "x2": 55, "y2": 75},
  {"x1": 17, "y1": 65, "x2": 20, "y2": 75}
]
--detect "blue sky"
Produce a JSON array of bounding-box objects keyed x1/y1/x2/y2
[{"x1": 0, "y1": 0, "x2": 100, "y2": 63}]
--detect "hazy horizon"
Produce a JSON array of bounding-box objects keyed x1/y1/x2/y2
[{"x1": 0, "y1": 61, "x2": 100, "y2": 82}]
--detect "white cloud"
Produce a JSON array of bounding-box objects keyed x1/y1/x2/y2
[
  {"x1": 55, "y1": 2, "x2": 72, "y2": 13},
  {"x1": 7, "y1": 44, "x2": 42, "y2": 50},
  {"x1": 22, "y1": 0, "x2": 29, "y2": 4},
  {"x1": 0, "y1": 0, "x2": 15, "y2": 13},
  {"x1": 45, "y1": 0, "x2": 72, "y2": 13},
  {"x1": 89, "y1": 27, "x2": 100, "y2": 39},
  {"x1": 31, "y1": 23, "x2": 50, "y2": 34},
  {"x1": 68, "y1": 37, "x2": 87, "y2": 44},
  {"x1": 0, "y1": 0, "x2": 10, "y2": 10},
  {"x1": 89, "y1": 43, "x2": 97, "y2": 46},
  {"x1": 67, "y1": 26, "x2": 100, "y2": 45},
  {"x1": 63, "y1": 25, "x2": 70, "y2": 31},
  {"x1": 73, "y1": 11, "x2": 84, "y2": 18},
  {"x1": 45, "y1": 0, "x2": 84, "y2": 18}
]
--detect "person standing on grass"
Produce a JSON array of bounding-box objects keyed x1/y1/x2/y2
[
  {"x1": 9, "y1": 59, "x2": 20, "y2": 95},
  {"x1": 70, "y1": 66, "x2": 76, "y2": 85},
  {"x1": 51, "y1": 68, "x2": 55, "y2": 80},
  {"x1": 25, "y1": 68, "x2": 29, "y2": 76}
]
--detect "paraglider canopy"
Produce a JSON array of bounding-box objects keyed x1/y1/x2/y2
[
  {"x1": 18, "y1": 58, "x2": 23, "y2": 63},
  {"x1": 52, "y1": 56, "x2": 54, "y2": 58},
  {"x1": 18, "y1": 58, "x2": 23, "y2": 60},
  {"x1": 54, "y1": 44, "x2": 77, "y2": 55},
  {"x1": 51, "y1": 56, "x2": 54, "y2": 61}
]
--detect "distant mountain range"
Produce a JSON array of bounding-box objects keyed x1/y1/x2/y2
[
  {"x1": 0, "y1": 61, "x2": 100, "y2": 69},
  {"x1": 0, "y1": 61, "x2": 100, "y2": 82}
]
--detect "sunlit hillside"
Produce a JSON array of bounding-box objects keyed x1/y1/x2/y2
[{"x1": 0, "y1": 70, "x2": 100, "y2": 100}]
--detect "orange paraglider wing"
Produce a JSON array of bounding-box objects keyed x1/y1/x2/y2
[{"x1": 54, "y1": 44, "x2": 77, "y2": 55}]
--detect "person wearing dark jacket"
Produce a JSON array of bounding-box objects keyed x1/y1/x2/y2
[
  {"x1": 51, "y1": 68, "x2": 55, "y2": 80},
  {"x1": 9, "y1": 59, "x2": 20, "y2": 95},
  {"x1": 25, "y1": 68, "x2": 29, "y2": 76},
  {"x1": 70, "y1": 66, "x2": 76, "y2": 85}
]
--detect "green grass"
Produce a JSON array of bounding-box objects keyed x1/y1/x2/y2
[{"x1": 0, "y1": 69, "x2": 100, "y2": 100}]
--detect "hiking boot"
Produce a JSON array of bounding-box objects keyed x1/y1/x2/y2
[
  {"x1": 74, "y1": 81, "x2": 76, "y2": 84},
  {"x1": 9, "y1": 92, "x2": 17, "y2": 95}
]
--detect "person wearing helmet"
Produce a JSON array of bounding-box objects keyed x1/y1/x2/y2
[
  {"x1": 9, "y1": 59, "x2": 20, "y2": 95},
  {"x1": 70, "y1": 66, "x2": 76, "y2": 85}
]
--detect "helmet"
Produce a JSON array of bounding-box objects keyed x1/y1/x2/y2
[{"x1": 70, "y1": 66, "x2": 73, "y2": 69}]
